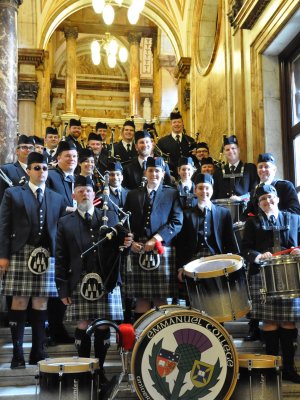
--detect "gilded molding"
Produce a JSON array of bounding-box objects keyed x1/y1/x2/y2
[
  {"x1": 18, "y1": 81, "x2": 39, "y2": 101},
  {"x1": 64, "y1": 26, "x2": 79, "y2": 40},
  {"x1": 228, "y1": 0, "x2": 271, "y2": 30},
  {"x1": 128, "y1": 32, "x2": 142, "y2": 45},
  {"x1": 18, "y1": 49, "x2": 45, "y2": 68},
  {"x1": 174, "y1": 57, "x2": 191, "y2": 80},
  {"x1": 227, "y1": 0, "x2": 243, "y2": 28}
]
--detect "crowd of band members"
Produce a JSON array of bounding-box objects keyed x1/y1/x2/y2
[{"x1": 1, "y1": 108, "x2": 300, "y2": 386}]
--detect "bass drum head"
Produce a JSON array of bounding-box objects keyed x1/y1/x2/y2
[{"x1": 131, "y1": 309, "x2": 238, "y2": 399}]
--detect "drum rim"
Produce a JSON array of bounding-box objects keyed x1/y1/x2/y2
[
  {"x1": 38, "y1": 357, "x2": 99, "y2": 373},
  {"x1": 133, "y1": 304, "x2": 188, "y2": 330},
  {"x1": 212, "y1": 199, "x2": 243, "y2": 205},
  {"x1": 238, "y1": 353, "x2": 282, "y2": 368},
  {"x1": 131, "y1": 309, "x2": 238, "y2": 400},
  {"x1": 184, "y1": 254, "x2": 244, "y2": 278},
  {"x1": 260, "y1": 254, "x2": 300, "y2": 266}
]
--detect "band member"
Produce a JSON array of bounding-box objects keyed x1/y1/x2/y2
[
  {"x1": 157, "y1": 109, "x2": 195, "y2": 177},
  {"x1": 55, "y1": 175, "x2": 132, "y2": 384},
  {"x1": 199, "y1": 157, "x2": 215, "y2": 175},
  {"x1": 95, "y1": 121, "x2": 109, "y2": 154},
  {"x1": 78, "y1": 148, "x2": 99, "y2": 191},
  {"x1": 44, "y1": 127, "x2": 59, "y2": 165},
  {"x1": 122, "y1": 130, "x2": 172, "y2": 189},
  {"x1": 244, "y1": 153, "x2": 300, "y2": 217},
  {"x1": 176, "y1": 156, "x2": 197, "y2": 210},
  {"x1": 32, "y1": 136, "x2": 45, "y2": 154},
  {"x1": 46, "y1": 140, "x2": 78, "y2": 344},
  {"x1": 66, "y1": 118, "x2": 83, "y2": 152},
  {"x1": 242, "y1": 184, "x2": 300, "y2": 383},
  {"x1": 177, "y1": 173, "x2": 238, "y2": 269},
  {"x1": 193, "y1": 142, "x2": 210, "y2": 163},
  {"x1": 213, "y1": 135, "x2": 258, "y2": 200},
  {"x1": 0, "y1": 152, "x2": 65, "y2": 368},
  {"x1": 113, "y1": 120, "x2": 137, "y2": 163},
  {"x1": 124, "y1": 157, "x2": 183, "y2": 319},
  {"x1": 87, "y1": 132, "x2": 108, "y2": 177}
]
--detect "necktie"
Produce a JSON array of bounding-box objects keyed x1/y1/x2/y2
[
  {"x1": 148, "y1": 190, "x2": 155, "y2": 205},
  {"x1": 115, "y1": 188, "x2": 120, "y2": 199},
  {"x1": 269, "y1": 215, "x2": 276, "y2": 227},
  {"x1": 85, "y1": 212, "x2": 92, "y2": 223},
  {"x1": 176, "y1": 134, "x2": 180, "y2": 143},
  {"x1": 36, "y1": 188, "x2": 43, "y2": 205},
  {"x1": 126, "y1": 143, "x2": 131, "y2": 152},
  {"x1": 183, "y1": 186, "x2": 189, "y2": 194},
  {"x1": 142, "y1": 160, "x2": 147, "y2": 171},
  {"x1": 230, "y1": 165, "x2": 235, "y2": 174},
  {"x1": 50, "y1": 149, "x2": 55, "y2": 156},
  {"x1": 65, "y1": 175, "x2": 74, "y2": 183}
]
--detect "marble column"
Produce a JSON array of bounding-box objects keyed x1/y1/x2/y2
[
  {"x1": 64, "y1": 26, "x2": 78, "y2": 115},
  {"x1": 128, "y1": 32, "x2": 142, "y2": 117},
  {"x1": 0, "y1": 0, "x2": 23, "y2": 164},
  {"x1": 152, "y1": 34, "x2": 161, "y2": 119},
  {"x1": 174, "y1": 57, "x2": 191, "y2": 134},
  {"x1": 18, "y1": 81, "x2": 39, "y2": 134}
]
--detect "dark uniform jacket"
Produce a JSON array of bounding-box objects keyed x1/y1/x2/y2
[
  {"x1": 0, "y1": 161, "x2": 28, "y2": 203},
  {"x1": 0, "y1": 184, "x2": 65, "y2": 258},
  {"x1": 47, "y1": 167, "x2": 74, "y2": 208},
  {"x1": 176, "y1": 204, "x2": 238, "y2": 267},
  {"x1": 65, "y1": 135, "x2": 83, "y2": 153},
  {"x1": 113, "y1": 141, "x2": 137, "y2": 163},
  {"x1": 55, "y1": 209, "x2": 120, "y2": 298},
  {"x1": 95, "y1": 187, "x2": 129, "y2": 220},
  {"x1": 124, "y1": 184, "x2": 183, "y2": 245},
  {"x1": 213, "y1": 161, "x2": 259, "y2": 199},
  {"x1": 177, "y1": 182, "x2": 198, "y2": 210},
  {"x1": 122, "y1": 158, "x2": 172, "y2": 189},
  {"x1": 242, "y1": 211, "x2": 300, "y2": 274},
  {"x1": 157, "y1": 134, "x2": 195, "y2": 176},
  {"x1": 243, "y1": 179, "x2": 300, "y2": 218}
]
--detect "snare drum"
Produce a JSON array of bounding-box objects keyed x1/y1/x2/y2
[
  {"x1": 231, "y1": 353, "x2": 282, "y2": 399},
  {"x1": 233, "y1": 221, "x2": 245, "y2": 253},
  {"x1": 131, "y1": 308, "x2": 238, "y2": 400},
  {"x1": 38, "y1": 357, "x2": 99, "y2": 400},
  {"x1": 212, "y1": 198, "x2": 244, "y2": 223},
  {"x1": 260, "y1": 255, "x2": 300, "y2": 299},
  {"x1": 184, "y1": 254, "x2": 251, "y2": 322}
]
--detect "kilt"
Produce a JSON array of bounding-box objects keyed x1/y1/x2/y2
[
  {"x1": 65, "y1": 283, "x2": 123, "y2": 322},
  {"x1": 123, "y1": 246, "x2": 178, "y2": 300},
  {"x1": 1, "y1": 244, "x2": 57, "y2": 297},
  {"x1": 249, "y1": 271, "x2": 300, "y2": 321}
]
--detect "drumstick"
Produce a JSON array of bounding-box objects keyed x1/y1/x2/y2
[{"x1": 272, "y1": 246, "x2": 300, "y2": 256}]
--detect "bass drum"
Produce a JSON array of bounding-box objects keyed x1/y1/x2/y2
[{"x1": 131, "y1": 308, "x2": 238, "y2": 400}]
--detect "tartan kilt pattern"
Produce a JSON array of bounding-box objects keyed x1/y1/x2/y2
[
  {"x1": 249, "y1": 271, "x2": 300, "y2": 321},
  {"x1": 65, "y1": 283, "x2": 123, "y2": 322},
  {"x1": 1, "y1": 244, "x2": 57, "y2": 297},
  {"x1": 123, "y1": 246, "x2": 178, "y2": 300}
]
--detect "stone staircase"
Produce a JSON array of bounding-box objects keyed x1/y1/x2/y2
[{"x1": 0, "y1": 317, "x2": 300, "y2": 399}]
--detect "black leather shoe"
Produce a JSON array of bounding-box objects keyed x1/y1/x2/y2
[
  {"x1": 282, "y1": 368, "x2": 300, "y2": 383},
  {"x1": 244, "y1": 326, "x2": 261, "y2": 341},
  {"x1": 28, "y1": 350, "x2": 48, "y2": 365},
  {"x1": 10, "y1": 355, "x2": 25, "y2": 369}
]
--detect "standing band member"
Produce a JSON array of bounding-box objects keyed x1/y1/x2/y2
[
  {"x1": 55, "y1": 175, "x2": 132, "y2": 384},
  {"x1": 44, "y1": 127, "x2": 59, "y2": 165},
  {"x1": 113, "y1": 120, "x2": 137, "y2": 163},
  {"x1": 177, "y1": 173, "x2": 238, "y2": 270},
  {"x1": 176, "y1": 156, "x2": 197, "y2": 210},
  {"x1": 0, "y1": 152, "x2": 64, "y2": 368},
  {"x1": 124, "y1": 157, "x2": 183, "y2": 319},
  {"x1": 66, "y1": 118, "x2": 83, "y2": 153},
  {"x1": 242, "y1": 185, "x2": 300, "y2": 383}
]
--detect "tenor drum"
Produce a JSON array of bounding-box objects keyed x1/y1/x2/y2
[
  {"x1": 260, "y1": 255, "x2": 300, "y2": 299},
  {"x1": 132, "y1": 308, "x2": 238, "y2": 400},
  {"x1": 212, "y1": 198, "x2": 244, "y2": 223},
  {"x1": 38, "y1": 357, "x2": 99, "y2": 400},
  {"x1": 184, "y1": 254, "x2": 251, "y2": 322},
  {"x1": 231, "y1": 353, "x2": 282, "y2": 399},
  {"x1": 233, "y1": 221, "x2": 245, "y2": 253}
]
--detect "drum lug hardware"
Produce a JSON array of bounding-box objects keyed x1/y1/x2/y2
[
  {"x1": 260, "y1": 288, "x2": 267, "y2": 305},
  {"x1": 224, "y1": 268, "x2": 229, "y2": 278}
]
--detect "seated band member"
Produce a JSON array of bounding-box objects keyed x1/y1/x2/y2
[
  {"x1": 242, "y1": 184, "x2": 300, "y2": 383},
  {"x1": 244, "y1": 152, "x2": 300, "y2": 217},
  {"x1": 55, "y1": 175, "x2": 132, "y2": 385},
  {"x1": 0, "y1": 152, "x2": 65, "y2": 368},
  {"x1": 124, "y1": 157, "x2": 183, "y2": 319},
  {"x1": 176, "y1": 156, "x2": 197, "y2": 210},
  {"x1": 213, "y1": 135, "x2": 258, "y2": 200},
  {"x1": 177, "y1": 173, "x2": 238, "y2": 271}
]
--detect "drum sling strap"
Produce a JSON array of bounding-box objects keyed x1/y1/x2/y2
[
  {"x1": 222, "y1": 164, "x2": 244, "y2": 195},
  {"x1": 259, "y1": 212, "x2": 290, "y2": 253}
]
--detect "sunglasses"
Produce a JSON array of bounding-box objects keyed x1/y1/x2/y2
[{"x1": 31, "y1": 165, "x2": 48, "y2": 171}]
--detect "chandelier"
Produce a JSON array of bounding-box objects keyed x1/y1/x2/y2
[
  {"x1": 92, "y1": 0, "x2": 146, "y2": 25},
  {"x1": 91, "y1": 32, "x2": 128, "y2": 68}
]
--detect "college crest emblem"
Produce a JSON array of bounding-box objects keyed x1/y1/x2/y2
[
  {"x1": 131, "y1": 309, "x2": 238, "y2": 399},
  {"x1": 80, "y1": 273, "x2": 104, "y2": 301},
  {"x1": 28, "y1": 247, "x2": 50, "y2": 275}
]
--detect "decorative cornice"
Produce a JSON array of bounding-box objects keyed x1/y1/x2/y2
[
  {"x1": 52, "y1": 78, "x2": 129, "y2": 92},
  {"x1": 18, "y1": 81, "x2": 39, "y2": 101},
  {"x1": 18, "y1": 49, "x2": 45, "y2": 68},
  {"x1": 158, "y1": 55, "x2": 176, "y2": 69},
  {"x1": 128, "y1": 32, "x2": 142, "y2": 45},
  {"x1": 228, "y1": 0, "x2": 271, "y2": 30},
  {"x1": 64, "y1": 26, "x2": 79, "y2": 40},
  {"x1": 174, "y1": 57, "x2": 191, "y2": 80}
]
